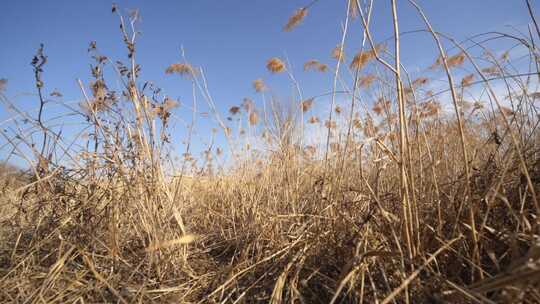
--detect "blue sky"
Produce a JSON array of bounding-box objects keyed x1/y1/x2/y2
[{"x1": 0, "y1": 0, "x2": 536, "y2": 167}]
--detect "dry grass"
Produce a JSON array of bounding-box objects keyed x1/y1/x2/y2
[{"x1": 1, "y1": 1, "x2": 540, "y2": 303}]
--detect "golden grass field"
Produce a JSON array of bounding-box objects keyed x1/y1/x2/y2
[{"x1": 1, "y1": 1, "x2": 540, "y2": 303}]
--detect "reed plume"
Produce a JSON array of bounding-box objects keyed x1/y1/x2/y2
[
  {"x1": 266, "y1": 57, "x2": 286, "y2": 73},
  {"x1": 253, "y1": 78, "x2": 267, "y2": 92},
  {"x1": 165, "y1": 63, "x2": 196, "y2": 77},
  {"x1": 284, "y1": 7, "x2": 308, "y2": 31}
]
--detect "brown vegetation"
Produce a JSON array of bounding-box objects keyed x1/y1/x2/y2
[{"x1": 1, "y1": 1, "x2": 540, "y2": 303}]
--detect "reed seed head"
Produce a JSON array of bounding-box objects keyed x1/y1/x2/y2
[
  {"x1": 412, "y1": 77, "x2": 429, "y2": 87},
  {"x1": 447, "y1": 53, "x2": 465, "y2": 68},
  {"x1": 266, "y1": 57, "x2": 286, "y2": 73},
  {"x1": 0, "y1": 78, "x2": 7, "y2": 92},
  {"x1": 308, "y1": 116, "x2": 320, "y2": 124},
  {"x1": 229, "y1": 106, "x2": 241, "y2": 115},
  {"x1": 249, "y1": 111, "x2": 259, "y2": 125},
  {"x1": 165, "y1": 63, "x2": 196, "y2": 77},
  {"x1": 331, "y1": 44, "x2": 345, "y2": 62},
  {"x1": 301, "y1": 98, "x2": 314, "y2": 112},
  {"x1": 461, "y1": 74, "x2": 475, "y2": 87},
  {"x1": 253, "y1": 78, "x2": 267, "y2": 92},
  {"x1": 284, "y1": 7, "x2": 308, "y2": 32},
  {"x1": 359, "y1": 74, "x2": 376, "y2": 88},
  {"x1": 304, "y1": 59, "x2": 328, "y2": 72}
]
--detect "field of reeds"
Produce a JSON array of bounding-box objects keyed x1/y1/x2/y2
[{"x1": 1, "y1": 1, "x2": 540, "y2": 303}]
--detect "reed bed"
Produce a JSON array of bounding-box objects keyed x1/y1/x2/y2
[{"x1": 1, "y1": 1, "x2": 539, "y2": 303}]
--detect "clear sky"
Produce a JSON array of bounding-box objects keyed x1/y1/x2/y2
[{"x1": 0, "y1": 0, "x2": 535, "y2": 166}]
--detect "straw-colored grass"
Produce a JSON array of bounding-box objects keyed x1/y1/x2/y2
[{"x1": 1, "y1": 1, "x2": 540, "y2": 303}]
